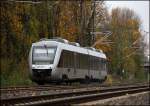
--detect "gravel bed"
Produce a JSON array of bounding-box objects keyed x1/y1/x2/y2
[
  {"x1": 1, "y1": 86, "x2": 105, "y2": 99},
  {"x1": 74, "y1": 91, "x2": 150, "y2": 106}
]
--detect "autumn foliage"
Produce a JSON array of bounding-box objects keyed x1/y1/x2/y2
[{"x1": 0, "y1": 1, "x2": 146, "y2": 86}]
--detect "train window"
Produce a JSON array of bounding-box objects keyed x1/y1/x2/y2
[
  {"x1": 67, "y1": 51, "x2": 74, "y2": 68},
  {"x1": 75, "y1": 53, "x2": 79, "y2": 69},
  {"x1": 58, "y1": 50, "x2": 74, "y2": 68},
  {"x1": 82, "y1": 54, "x2": 88, "y2": 69},
  {"x1": 78, "y1": 53, "x2": 82, "y2": 69},
  {"x1": 75, "y1": 53, "x2": 89, "y2": 70},
  {"x1": 85, "y1": 55, "x2": 89, "y2": 69},
  {"x1": 99, "y1": 58, "x2": 101, "y2": 71},
  {"x1": 58, "y1": 51, "x2": 105, "y2": 71},
  {"x1": 94, "y1": 56, "x2": 98, "y2": 70},
  {"x1": 93, "y1": 56, "x2": 95, "y2": 70},
  {"x1": 80, "y1": 54, "x2": 83, "y2": 69},
  {"x1": 90, "y1": 56, "x2": 94, "y2": 70},
  {"x1": 79, "y1": 53, "x2": 82, "y2": 69},
  {"x1": 58, "y1": 56, "x2": 62, "y2": 67},
  {"x1": 89, "y1": 56, "x2": 102, "y2": 71},
  {"x1": 58, "y1": 51, "x2": 63, "y2": 67},
  {"x1": 76, "y1": 53, "x2": 80, "y2": 69},
  {"x1": 95, "y1": 57, "x2": 97, "y2": 70},
  {"x1": 100, "y1": 58, "x2": 106, "y2": 71},
  {"x1": 32, "y1": 46, "x2": 57, "y2": 65},
  {"x1": 103, "y1": 59, "x2": 107, "y2": 71},
  {"x1": 63, "y1": 50, "x2": 67, "y2": 67},
  {"x1": 100, "y1": 58, "x2": 103, "y2": 70}
]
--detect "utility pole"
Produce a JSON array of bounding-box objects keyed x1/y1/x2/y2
[
  {"x1": 92, "y1": 0, "x2": 96, "y2": 45},
  {"x1": 91, "y1": 31, "x2": 112, "y2": 47}
]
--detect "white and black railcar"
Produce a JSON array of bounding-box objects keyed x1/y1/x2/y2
[{"x1": 29, "y1": 38, "x2": 107, "y2": 84}]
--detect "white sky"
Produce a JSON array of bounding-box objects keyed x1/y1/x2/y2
[
  {"x1": 105, "y1": 1, "x2": 149, "y2": 32},
  {"x1": 105, "y1": 1, "x2": 149, "y2": 56}
]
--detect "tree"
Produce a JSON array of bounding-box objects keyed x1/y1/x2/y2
[{"x1": 108, "y1": 7, "x2": 144, "y2": 79}]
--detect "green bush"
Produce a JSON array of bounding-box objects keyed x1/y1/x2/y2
[{"x1": 1, "y1": 58, "x2": 33, "y2": 87}]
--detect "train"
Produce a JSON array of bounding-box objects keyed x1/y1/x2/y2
[{"x1": 29, "y1": 38, "x2": 108, "y2": 84}]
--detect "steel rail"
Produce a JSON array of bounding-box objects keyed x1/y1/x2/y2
[
  {"x1": 1, "y1": 84, "x2": 149, "y2": 106},
  {"x1": 1, "y1": 82, "x2": 147, "y2": 92},
  {"x1": 23, "y1": 87, "x2": 149, "y2": 106},
  {"x1": 0, "y1": 85, "x2": 77, "y2": 92}
]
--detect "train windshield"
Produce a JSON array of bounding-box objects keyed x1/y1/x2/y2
[{"x1": 32, "y1": 46, "x2": 57, "y2": 65}]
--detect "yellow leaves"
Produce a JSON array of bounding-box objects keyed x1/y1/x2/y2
[
  {"x1": 96, "y1": 44, "x2": 111, "y2": 52},
  {"x1": 127, "y1": 19, "x2": 134, "y2": 26},
  {"x1": 0, "y1": 6, "x2": 7, "y2": 18},
  {"x1": 127, "y1": 19, "x2": 139, "y2": 27},
  {"x1": 104, "y1": 74, "x2": 113, "y2": 86},
  {"x1": 132, "y1": 30, "x2": 140, "y2": 38},
  {"x1": 1, "y1": 3, "x2": 24, "y2": 41},
  {"x1": 57, "y1": 1, "x2": 79, "y2": 42},
  {"x1": 126, "y1": 19, "x2": 141, "y2": 45},
  {"x1": 124, "y1": 57, "x2": 136, "y2": 74},
  {"x1": 10, "y1": 15, "x2": 23, "y2": 41},
  {"x1": 68, "y1": 26, "x2": 77, "y2": 35},
  {"x1": 61, "y1": 15, "x2": 69, "y2": 22},
  {"x1": 94, "y1": 35, "x2": 112, "y2": 52},
  {"x1": 59, "y1": 26, "x2": 77, "y2": 42}
]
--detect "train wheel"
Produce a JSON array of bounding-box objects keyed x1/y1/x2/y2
[
  {"x1": 36, "y1": 81, "x2": 44, "y2": 85},
  {"x1": 85, "y1": 76, "x2": 90, "y2": 84},
  {"x1": 103, "y1": 76, "x2": 107, "y2": 82},
  {"x1": 62, "y1": 74, "x2": 69, "y2": 84},
  {"x1": 56, "y1": 81, "x2": 61, "y2": 85}
]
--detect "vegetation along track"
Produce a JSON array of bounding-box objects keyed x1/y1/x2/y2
[{"x1": 1, "y1": 84, "x2": 149, "y2": 106}]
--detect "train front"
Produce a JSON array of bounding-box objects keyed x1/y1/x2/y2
[{"x1": 29, "y1": 42, "x2": 57, "y2": 84}]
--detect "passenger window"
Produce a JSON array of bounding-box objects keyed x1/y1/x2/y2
[{"x1": 58, "y1": 50, "x2": 75, "y2": 68}]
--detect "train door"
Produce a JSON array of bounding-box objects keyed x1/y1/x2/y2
[
  {"x1": 87, "y1": 50, "x2": 90, "y2": 78},
  {"x1": 74, "y1": 52, "x2": 77, "y2": 76}
]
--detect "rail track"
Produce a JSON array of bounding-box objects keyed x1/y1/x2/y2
[
  {"x1": 1, "y1": 82, "x2": 146, "y2": 93},
  {"x1": 0, "y1": 83, "x2": 108, "y2": 96},
  {"x1": 0, "y1": 84, "x2": 82, "y2": 100},
  {"x1": 1, "y1": 84, "x2": 149, "y2": 106},
  {"x1": 0, "y1": 82, "x2": 142, "y2": 100},
  {"x1": 0, "y1": 84, "x2": 77, "y2": 92}
]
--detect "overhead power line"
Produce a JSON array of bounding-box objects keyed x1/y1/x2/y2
[{"x1": 4, "y1": 0, "x2": 42, "y2": 4}]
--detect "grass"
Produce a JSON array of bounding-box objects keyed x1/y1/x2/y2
[{"x1": 104, "y1": 72, "x2": 148, "y2": 86}]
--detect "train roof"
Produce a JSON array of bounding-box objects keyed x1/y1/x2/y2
[{"x1": 32, "y1": 38, "x2": 106, "y2": 59}]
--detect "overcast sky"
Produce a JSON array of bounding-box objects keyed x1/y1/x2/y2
[
  {"x1": 105, "y1": 1, "x2": 149, "y2": 32},
  {"x1": 105, "y1": 1, "x2": 149, "y2": 56}
]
